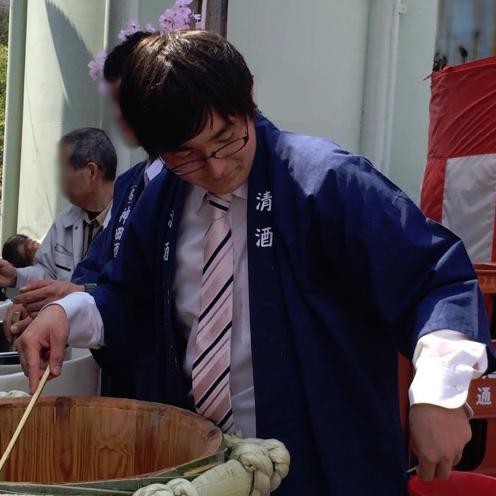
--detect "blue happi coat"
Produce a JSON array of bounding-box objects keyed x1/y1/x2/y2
[
  {"x1": 72, "y1": 160, "x2": 148, "y2": 285},
  {"x1": 92, "y1": 115, "x2": 496, "y2": 495},
  {"x1": 72, "y1": 159, "x2": 148, "y2": 397}
]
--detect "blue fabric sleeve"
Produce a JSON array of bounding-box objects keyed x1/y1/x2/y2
[{"x1": 314, "y1": 155, "x2": 495, "y2": 369}]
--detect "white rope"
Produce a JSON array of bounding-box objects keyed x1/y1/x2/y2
[
  {"x1": 0, "y1": 390, "x2": 29, "y2": 398},
  {"x1": 133, "y1": 460, "x2": 252, "y2": 496},
  {"x1": 132, "y1": 435, "x2": 290, "y2": 496},
  {"x1": 133, "y1": 479, "x2": 198, "y2": 496},
  {"x1": 224, "y1": 435, "x2": 290, "y2": 496}
]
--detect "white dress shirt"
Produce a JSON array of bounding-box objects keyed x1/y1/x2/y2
[
  {"x1": 174, "y1": 183, "x2": 255, "y2": 435},
  {"x1": 56, "y1": 183, "x2": 488, "y2": 437},
  {"x1": 144, "y1": 158, "x2": 163, "y2": 185}
]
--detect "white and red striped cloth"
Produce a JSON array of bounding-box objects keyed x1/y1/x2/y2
[{"x1": 421, "y1": 56, "x2": 496, "y2": 262}]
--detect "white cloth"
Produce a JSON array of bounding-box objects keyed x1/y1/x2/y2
[
  {"x1": 144, "y1": 158, "x2": 164, "y2": 185},
  {"x1": 15, "y1": 203, "x2": 111, "y2": 288},
  {"x1": 410, "y1": 329, "x2": 487, "y2": 408},
  {"x1": 55, "y1": 184, "x2": 489, "y2": 436}
]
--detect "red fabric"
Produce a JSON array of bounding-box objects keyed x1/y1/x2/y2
[
  {"x1": 427, "y1": 56, "x2": 496, "y2": 159},
  {"x1": 421, "y1": 56, "x2": 496, "y2": 260},
  {"x1": 420, "y1": 157, "x2": 446, "y2": 222}
]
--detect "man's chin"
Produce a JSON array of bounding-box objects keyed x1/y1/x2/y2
[{"x1": 208, "y1": 180, "x2": 243, "y2": 195}]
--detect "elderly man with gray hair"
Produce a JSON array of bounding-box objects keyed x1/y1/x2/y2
[{"x1": 0, "y1": 127, "x2": 116, "y2": 335}]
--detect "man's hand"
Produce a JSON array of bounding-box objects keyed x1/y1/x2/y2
[
  {"x1": 15, "y1": 280, "x2": 83, "y2": 315},
  {"x1": 15, "y1": 305, "x2": 69, "y2": 394},
  {"x1": 3, "y1": 303, "x2": 31, "y2": 344},
  {"x1": 410, "y1": 404, "x2": 471, "y2": 480},
  {"x1": 0, "y1": 260, "x2": 17, "y2": 287}
]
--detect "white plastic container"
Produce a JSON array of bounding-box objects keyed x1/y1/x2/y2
[{"x1": 0, "y1": 348, "x2": 100, "y2": 395}]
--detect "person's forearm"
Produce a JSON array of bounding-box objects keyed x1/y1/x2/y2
[{"x1": 15, "y1": 265, "x2": 52, "y2": 289}]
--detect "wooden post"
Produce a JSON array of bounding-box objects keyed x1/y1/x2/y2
[
  {"x1": 191, "y1": 0, "x2": 202, "y2": 16},
  {"x1": 204, "y1": 0, "x2": 228, "y2": 36}
]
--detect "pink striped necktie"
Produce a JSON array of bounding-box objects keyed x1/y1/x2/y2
[{"x1": 192, "y1": 193, "x2": 235, "y2": 432}]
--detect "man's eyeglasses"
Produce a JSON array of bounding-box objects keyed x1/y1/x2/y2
[{"x1": 159, "y1": 124, "x2": 249, "y2": 176}]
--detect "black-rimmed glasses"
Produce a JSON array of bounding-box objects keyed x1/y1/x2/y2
[{"x1": 159, "y1": 124, "x2": 249, "y2": 176}]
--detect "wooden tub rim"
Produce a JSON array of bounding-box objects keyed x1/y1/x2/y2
[{"x1": 0, "y1": 395, "x2": 224, "y2": 482}]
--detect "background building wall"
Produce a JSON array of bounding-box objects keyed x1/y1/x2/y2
[
  {"x1": 16, "y1": 0, "x2": 106, "y2": 239},
  {"x1": 388, "y1": 0, "x2": 438, "y2": 200},
  {"x1": 228, "y1": 0, "x2": 370, "y2": 153},
  {"x1": 2, "y1": 0, "x2": 439, "y2": 241},
  {"x1": 228, "y1": 0, "x2": 438, "y2": 201}
]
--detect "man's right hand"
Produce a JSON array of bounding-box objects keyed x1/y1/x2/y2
[
  {"x1": 15, "y1": 305, "x2": 69, "y2": 394},
  {"x1": 0, "y1": 260, "x2": 17, "y2": 287}
]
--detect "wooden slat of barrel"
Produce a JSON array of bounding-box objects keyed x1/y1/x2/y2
[{"x1": 0, "y1": 396, "x2": 222, "y2": 484}]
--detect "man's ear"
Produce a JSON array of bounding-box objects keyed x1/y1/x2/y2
[{"x1": 86, "y1": 161, "x2": 99, "y2": 179}]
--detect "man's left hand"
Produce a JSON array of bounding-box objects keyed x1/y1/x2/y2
[
  {"x1": 14, "y1": 280, "x2": 84, "y2": 315},
  {"x1": 409, "y1": 404, "x2": 471, "y2": 481}
]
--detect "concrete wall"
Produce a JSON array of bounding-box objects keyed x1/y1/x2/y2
[
  {"x1": 228, "y1": 0, "x2": 438, "y2": 201},
  {"x1": 388, "y1": 0, "x2": 438, "y2": 201},
  {"x1": 228, "y1": 0, "x2": 370, "y2": 153}
]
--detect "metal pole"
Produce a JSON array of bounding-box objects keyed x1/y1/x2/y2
[
  {"x1": 359, "y1": 0, "x2": 403, "y2": 175},
  {"x1": 204, "y1": 0, "x2": 228, "y2": 36}
]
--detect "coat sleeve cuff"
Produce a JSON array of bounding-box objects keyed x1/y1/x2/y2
[
  {"x1": 409, "y1": 357, "x2": 475, "y2": 408},
  {"x1": 410, "y1": 330, "x2": 487, "y2": 410}
]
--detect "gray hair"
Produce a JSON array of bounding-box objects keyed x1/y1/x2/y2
[{"x1": 59, "y1": 127, "x2": 117, "y2": 181}]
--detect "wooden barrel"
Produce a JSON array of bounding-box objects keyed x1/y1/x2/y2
[{"x1": 0, "y1": 396, "x2": 222, "y2": 484}]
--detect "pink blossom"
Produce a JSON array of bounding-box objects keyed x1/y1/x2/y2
[
  {"x1": 89, "y1": 1, "x2": 200, "y2": 87},
  {"x1": 176, "y1": 6, "x2": 192, "y2": 16},
  {"x1": 88, "y1": 60, "x2": 100, "y2": 80},
  {"x1": 118, "y1": 19, "x2": 141, "y2": 41},
  {"x1": 88, "y1": 50, "x2": 107, "y2": 81},
  {"x1": 159, "y1": 1, "x2": 199, "y2": 33}
]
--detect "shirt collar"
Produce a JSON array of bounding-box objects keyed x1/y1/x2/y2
[
  {"x1": 189, "y1": 182, "x2": 248, "y2": 213},
  {"x1": 83, "y1": 202, "x2": 111, "y2": 227},
  {"x1": 144, "y1": 158, "x2": 164, "y2": 185}
]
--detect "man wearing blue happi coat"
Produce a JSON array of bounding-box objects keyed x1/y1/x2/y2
[
  {"x1": 17, "y1": 31, "x2": 496, "y2": 495},
  {"x1": 10, "y1": 32, "x2": 163, "y2": 398}
]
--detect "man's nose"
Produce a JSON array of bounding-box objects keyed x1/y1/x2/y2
[{"x1": 204, "y1": 157, "x2": 228, "y2": 179}]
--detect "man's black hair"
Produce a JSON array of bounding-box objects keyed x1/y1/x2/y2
[
  {"x1": 119, "y1": 31, "x2": 257, "y2": 157},
  {"x1": 103, "y1": 31, "x2": 153, "y2": 82},
  {"x1": 59, "y1": 127, "x2": 117, "y2": 181},
  {"x1": 2, "y1": 234, "x2": 29, "y2": 268}
]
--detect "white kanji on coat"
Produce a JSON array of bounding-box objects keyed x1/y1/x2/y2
[
  {"x1": 256, "y1": 191, "x2": 272, "y2": 212},
  {"x1": 168, "y1": 210, "x2": 175, "y2": 228},
  {"x1": 119, "y1": 206, "x2": 131, "y2": 224},
  {"x1": 114, "y1": 226, "x2": 125, "y2": 241},
  {"x1": 128, "y1": 185, "x2": 138, "y2": 202},
  {"x1": 163, "y1": 242, "x2": 170, "y2": 261},
  {"x1": 255, "y1": 227, "x2": 273, "y2": 247}
]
